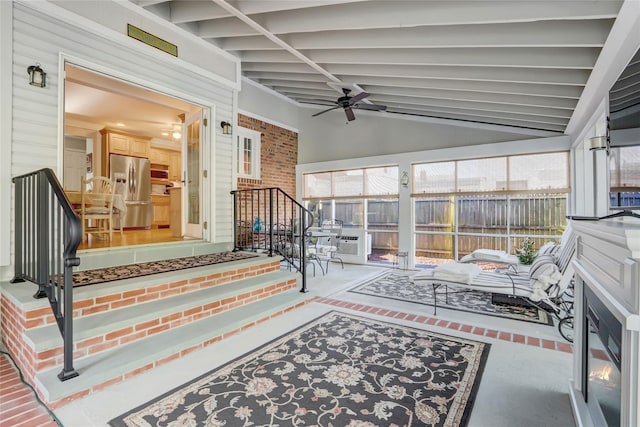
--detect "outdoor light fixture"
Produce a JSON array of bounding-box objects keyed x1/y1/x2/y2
[
  {"x1": 220, "y1": 121, "x2": 232, "y2": 135},
  {"x1": 589, "y1": 135, "x2": 608, "y2": 151},
  {"x1": 401, "y1": 171, "x2": 409, "y2": 188},
  {"x1": 589, "y1": 118, "x2": 610, "y2": 154},
  {"x1": 27, "y1": 63, "x2": 46, "y2": 88}
]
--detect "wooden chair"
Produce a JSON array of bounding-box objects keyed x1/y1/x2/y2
[{"x1": 80, "y1": 176, "x2": 116, "y2": 241}]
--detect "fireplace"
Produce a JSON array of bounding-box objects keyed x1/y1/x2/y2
[
  {"x1": 583, "y1": 285, "x2": 622, "y2": 426},
  {"x1": 569, "y1": 219, "x2": 640, "y2": 427}
]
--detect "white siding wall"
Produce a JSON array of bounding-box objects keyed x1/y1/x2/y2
[{"x1": 3, "y1": 2, "x2": 237, "y2": 275}]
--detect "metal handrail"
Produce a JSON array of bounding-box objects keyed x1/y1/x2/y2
[
  {"x1": 11, "y1": 168, "x2": 82, "y2": 381},
  {"x1": 231, "y1": 187, "x2": 314, "y2": 292}
]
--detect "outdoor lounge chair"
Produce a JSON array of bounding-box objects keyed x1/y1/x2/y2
[
  {"x1": 412, "y1": 225, "x2": 576, "y2": 316},
  {"x1": 458, "y1": 224, "x2": 574, "y2": 273}
]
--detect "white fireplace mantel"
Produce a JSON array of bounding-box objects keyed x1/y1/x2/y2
[{"x1": 570, "y1": 218, "x2": 640, "y2": 427}]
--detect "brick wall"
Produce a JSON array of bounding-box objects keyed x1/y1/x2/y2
[{"x1": 236, "y1": 114, "x2": 298, "y2": 196}]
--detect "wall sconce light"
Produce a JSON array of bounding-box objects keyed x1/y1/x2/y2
[
  {"x1": 589, "y1": 118, "x2": 610, "y2": 154},
  {"x1": 27, "y1": 63, "x2": 46, "y2": 88},
  {"x1": 220, "y1": 121, "x2": 232, "y2": 135},
  {"x1": 401, "y1": 171, "x2": 409, "y2": 188},
  {"x1": 589, "y1": 135, "x2": 608, "y2": 151}
]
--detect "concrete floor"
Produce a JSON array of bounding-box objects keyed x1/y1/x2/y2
[{"x1": 54, "y1": 263, "x2": 576, "y2": 427}]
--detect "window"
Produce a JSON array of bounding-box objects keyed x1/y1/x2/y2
[
  {"x1": 236, "y1": 127, "x2": 261, "y2": 179},
  {"x1": 412, "y1": 152, "x2": 569, "y2": 265},
  {"x1": 609, "y1": 146, "x2": 640, "y2": 208},
  {"x1": 413, "y1": 152, "x2": 569, "y2": 194},
  {"x1": 304, "y1": 166, "x2": 399, "y2": 262}
]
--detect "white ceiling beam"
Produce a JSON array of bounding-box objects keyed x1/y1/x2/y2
[
  {"x1": 262, "y1": 75, "x2": 582, "y2": 98},
  {"x1": 239, "y1": 47, "x2": 600, "y2": 68},
  {"x1": 384, "y1": 107, "x2": 567, "y2": 132},
  {"x1": 259, "y1": 80, "x2": 332, "y2": 91},
  {"x1": 241, "y1": 62, "x2": 319, "y2": 74},
  {"x1": 304, "y1": 47, "x2": 601, "y2": 69},
  {"x1": 241, "y1": 62, "x2": 592, "y2": 85},
  {"x1": 169, "y1": 0, "x2": 367, "y2": 24},
  {"x1": 246, "y1": 1, "x2": 621, "y2": 35},
  {"x1": 345, "y1": 76, "x2": 583, "y2": 98},
  {"x1": 362, "y1": 94, "x2": 574, "y2": 117},
  {"x1": 198, "y1": 17, "x2": 259, "y2": 38},
  {"x1": 323, "y1": 64, "x2": 592, "y2": 85},
  {"x1": 242, "y1": 71, "x2": 328, "y2": 83},
  {"x1": 221, "y1": 20, "x2": 612, "y2": 51},
  {"x1": 356, "y1": 85, "x2": 578, "y2": 109},
  {"x1": 208, "y1": 0, "x2": 342, "y2": 84},
  {"x1": 280, "y1": 85, "x2": 576, "y2": 110},
  {"x1": 380, "y1": 102, "x2": 569, "y2": 125}
]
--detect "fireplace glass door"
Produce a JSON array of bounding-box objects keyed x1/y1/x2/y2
[{"x1": 584, "y1": 286, "x2": 622, "y2": 427}]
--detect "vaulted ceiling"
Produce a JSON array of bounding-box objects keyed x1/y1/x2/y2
[{"x1": 132, "y1": 0, "x2": 625, "y2": 133}]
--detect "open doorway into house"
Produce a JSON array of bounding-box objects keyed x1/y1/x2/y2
[{"x1": 63, "y1": 63, "x2": 206, "y2": 250}]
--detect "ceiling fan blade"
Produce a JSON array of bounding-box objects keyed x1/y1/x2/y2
[
  {"x1": 354, "y1": 103, "x2": 387, "y2": 111},
  {"x1": 312, "y1": 106, "x2": 340, "y2": 117},
  {"x1": 344, "y1": 107, "x2": 356, "y2": 121},
  {"x1": 348, "y1": 91, "x2": 369, "y2": 104}
]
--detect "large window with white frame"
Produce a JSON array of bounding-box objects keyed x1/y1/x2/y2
[
  {"x1": 413, "y1": 151, "x2": 570, "y2": 266},
  {"x1": 304, "y1": 166, "x2": 399, "y2": 263},
  {"x1": 236, "y1": 127, "x2": 261, "y2": 179}
]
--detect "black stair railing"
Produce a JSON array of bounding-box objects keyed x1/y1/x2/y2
[
  {"x1": 231, "y1": 188, "x2": 314, "y2": 292},
  {"x1": 11, "y1": 168, "x2": 82, "y2": 381}
]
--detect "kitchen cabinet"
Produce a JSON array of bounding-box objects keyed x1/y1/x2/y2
[
  {"x1": 100, "y1": 129, "x2": 151, "y2": 174},
  {"x1": 150, "y1": 147, "x2": 170, "y2": 165},
  {"x1": 101, "y1": 129, "x2": 150, "y2": 158},
  {"x1": 151, "y1": 195, "x2": 170, "y2": 228}
]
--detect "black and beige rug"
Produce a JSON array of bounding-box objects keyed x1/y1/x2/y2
[
  {"x1": 349, "y1": 271, "x2": 553, "y2": 325},
  {"x1": 72, "y1": 252, "x2": 258, "y2": 287},
  {"x1": 109, "y1": 311, "x2": 490, "y2": 427}
]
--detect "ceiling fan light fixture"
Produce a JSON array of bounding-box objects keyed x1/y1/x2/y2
[{"x1": 172, "y1": 131, "x2": 181, "y2": 139}]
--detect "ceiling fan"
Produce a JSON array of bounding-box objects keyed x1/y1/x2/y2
[{"x1": 311, "y1": 88, "x2": 387, "y2": 122}]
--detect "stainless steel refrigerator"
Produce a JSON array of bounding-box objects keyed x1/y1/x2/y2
[{"x1": 110, "y1": 154, "x2": 152, "y2": 229}]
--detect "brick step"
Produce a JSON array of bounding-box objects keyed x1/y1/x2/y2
[
  {"x1": 24, "y1": 270, "x2": 298, "y2": 372},
  {"x1": 17, "y1": 254, "x2": 282, "y2": 331},
  {"x1": 35, "y1": 290, "x2": 313, "y2": 406}
]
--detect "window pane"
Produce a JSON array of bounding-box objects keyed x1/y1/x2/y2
[
  {"x1": 306, "y1": 199, "x2": 332, "y2": 227},
  {"x1": 305, "y1": 173, "x2": 331, "y2": 198},
  {"x1": 509, "y1": 152, "x2": 568, "y2": 191},
  {"x1": 335, "y1": 199, "x2": 363, "y2": 227},
  {"x1": 333, "y1": 170, "x2": 363, "y2": 197},
  {"x1": 457, "y1": 195, "x2": 508, "y2": 257},
  {"x1": 243, "y1": 137, "x2": 252, "y2": 175},
  {"x1": 415, "y1": 197, "x2": 454, "y2": 261},
  {"x1": 457, "y1": 157, "x2": 507, "y2": 192},
  {"x1": 367, "y1": 198, "x2": 399, "y2": 263},
  {"x1": 510, "y1": 193, "x2": 567, "y2": 236},
  {"x1": 365, "y1": 167, "x2": 398, "y2": 195},
  {"x1": 610, "y1": 146, "x2": 640, "y2": 190},
  {"x1": 413, "y1": 162, "x2": 455, "y2": 194}
]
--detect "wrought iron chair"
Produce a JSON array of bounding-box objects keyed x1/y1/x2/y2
[{"x1": 312, "y1": 219, "x2": 344, "y2": 273}]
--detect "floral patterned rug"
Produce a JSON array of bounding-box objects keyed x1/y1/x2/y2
[
  {"x1": 349, "y1": 271, "x2": 553, "y2": 325},
  {"x1": 71, "y1": 251, "x2": 258, "y2": 287},
  {"x1": 109, "y1": 311, "x2": 490, "y2": 427}
]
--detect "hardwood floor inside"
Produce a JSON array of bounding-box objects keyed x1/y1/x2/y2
[{"x1": 78, "y1": 227, "x2": 198, "y2": 250}]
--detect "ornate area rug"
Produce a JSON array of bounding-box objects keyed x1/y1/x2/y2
[
  {"x1": 72, "y1": 252, "x2": 258, "y2": 287},
  {"x1": 349, "y1": 271, "x2": 553, "y2": 326},
  {"x1": 109, "y1": 311, "x2": 490, "y2": 427}
]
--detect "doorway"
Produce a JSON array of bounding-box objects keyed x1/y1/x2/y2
[{"x1": 63, "y1": 63, "x2": 207, "y2": 250}]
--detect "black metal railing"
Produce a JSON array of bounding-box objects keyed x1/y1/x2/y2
[
  {"x1": 11, "y1": 168, "x2": 82, "y2": 381},
  {"x1": 231, "y1": 188, "x2": 314, "y2": 292}
]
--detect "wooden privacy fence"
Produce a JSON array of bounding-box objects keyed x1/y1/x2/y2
[{"x1": 330, "y1": 195, "x2": 567, "y2": 258}]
